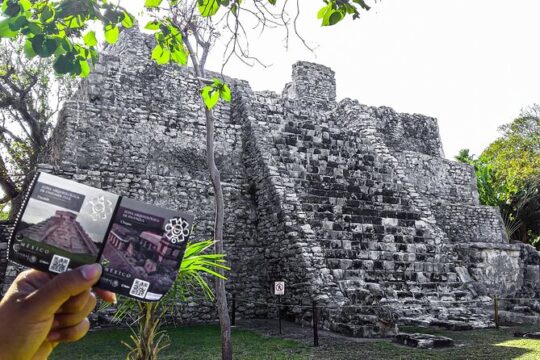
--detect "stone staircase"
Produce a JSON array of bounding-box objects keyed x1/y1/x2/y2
[
  {"x1": 251, "y1": 99, "x2": 492, "y2": 335},
  {"x1": 232, "y1": 61, "x2": 521, "y2": 336}
]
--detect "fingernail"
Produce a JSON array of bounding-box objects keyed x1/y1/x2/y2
[
  {"x1": 48, "y1": 331, "x2": 61, "y2": 342},
  {"x1": 80, "y1": 264, "x2": 102, "y2": 281},
  {"x1": 112, "y1": 294, "x2": 118, "y2": 305}
]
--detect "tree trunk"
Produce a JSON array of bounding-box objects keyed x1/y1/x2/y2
[
  {"x1": 133, "y1": 302, "x2": 162, "y2": 360},
  {"x1": 182, "y1": 36, "x2": 232, "y2": 360},
  {"x1": 203, "y1": 106, "x2": 232, "y2": 360}
]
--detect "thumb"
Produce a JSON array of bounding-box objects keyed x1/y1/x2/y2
[{"x1": 24, "y1": 264, "x2": 102, "y2": 319}]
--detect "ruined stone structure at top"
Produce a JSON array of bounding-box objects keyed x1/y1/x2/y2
[{"x1": 33, "y1": 29, "x2": 540, "y2": 335}]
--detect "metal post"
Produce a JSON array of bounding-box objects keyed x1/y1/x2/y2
[
  {"x1": 313, "y1": 301, "x2": 319, "y2": 347},
  {"x1": 231, "y1": 293, "x2": 236, "y2": 326},
  {"x1": 278, "y1": 296, "x2": 282, "y2": 335},
  {"x1": 494, "y1": 294, "x2": 499, "y2": 329}
]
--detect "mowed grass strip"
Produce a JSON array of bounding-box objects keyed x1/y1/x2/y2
[
  {"x1": 51, "y1": 324, "x2": 310, "y2": 360},
  {"x1": 312, "y1": 325, "x2": 540, "y2": 360},
  {"x1": 51, "y1": 324, "x2": 540, "y2": 360}
]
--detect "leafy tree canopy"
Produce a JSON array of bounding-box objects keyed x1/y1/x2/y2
[
  {"x1": 0, "y1": 0, "x2": 371, "y2": 110},
  {"x1": 479, "y1": 107, "x2": 540, "y2": 199},
  {"x1": 0, "y1": 38, "x2": 74, "y2": 218},
  {"x1": 0, "y1": 0, "x2": 370, "y2": 75},
  {"x1": 455, "y1": 105, "x2": 540, "y2": 245}
]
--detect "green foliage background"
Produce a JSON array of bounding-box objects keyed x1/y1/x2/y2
[{"x1": 456, "y1": 106, "x2": 540, "y2": 246}]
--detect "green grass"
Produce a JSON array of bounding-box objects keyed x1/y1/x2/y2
[
  {"x1": 51, "y1": 325, "x2": 310, "y2": 360},
  {"x1": 50, "y1": 324, "x2": 540, "y2": 360},
  {"x1": 314, "y1": 325, "x2": 540, "y2": 360}
]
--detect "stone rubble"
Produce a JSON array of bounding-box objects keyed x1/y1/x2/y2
[{"x1": 394, "y1": 333, "x2": 455, "y2": 349}]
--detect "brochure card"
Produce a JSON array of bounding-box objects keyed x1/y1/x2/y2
[{"x1": 8, "y1": 172, "x2": 194, "y2": 302}]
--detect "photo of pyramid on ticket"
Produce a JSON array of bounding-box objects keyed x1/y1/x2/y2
[{"x1": 9, "y1": 172, "x2": 119, "y2": 274}]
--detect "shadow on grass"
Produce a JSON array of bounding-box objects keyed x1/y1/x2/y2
[
  {"x1": 51, "y1": 324, "x2": 310, "y2": 360},
  {"x1": 50, "y1": 323, "x2": 540, "y2": 360}
]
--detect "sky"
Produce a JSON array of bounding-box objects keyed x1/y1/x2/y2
[{"x1": 125, "y1": 1, "x2": 540, "y2": 159}]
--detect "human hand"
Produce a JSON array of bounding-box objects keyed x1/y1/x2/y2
[{"x1": 0, "y1": 264, "x2": 116, "y2": 360}]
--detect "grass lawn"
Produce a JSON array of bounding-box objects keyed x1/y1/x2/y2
[
  {"x1": 314, "y1": 325, "x2": 540, "y2": 360},
  {"x1": 51, "y1": 325, "x2": 310, "y2": 360},
  {"x1": 51, "y1": 324, "x2": 540, "y2": 360}
]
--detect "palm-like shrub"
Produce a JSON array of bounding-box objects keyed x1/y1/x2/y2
[{"x1": 107, "y1": 240, "x2": 229, "y2": 360}]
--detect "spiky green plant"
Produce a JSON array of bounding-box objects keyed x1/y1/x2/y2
[{"x1": 105, "y1": 240, "x2": 229, "y2": 360}]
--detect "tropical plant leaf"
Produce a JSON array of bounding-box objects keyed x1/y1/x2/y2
[
  {"x1": 198, "y1": 0, "x2": 220, "y2": 17},
  {"x1": 83, "y1": 30, "x2": 97, "y2": 47},
  {"x1": 201, "y1": 85, "x2": 219, "y2": 109},
  {"x1": 0, "y1": 18, "x2": 18, "y2": 38},
  {"x1": 145, "y1": 0, "x2": 163, "y2": 8},
  {"x1": 104, "y1": 24, "x2": 119, "y2": 44}
]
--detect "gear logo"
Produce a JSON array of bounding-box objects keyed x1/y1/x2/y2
[{"x1": 164, "y1": 217, "x2": 190, "y2": 244}]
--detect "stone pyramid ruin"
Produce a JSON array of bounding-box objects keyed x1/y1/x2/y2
[
  {"x1": 10, "y1": 28, "x2": 537, "y2": 335},
  {"x1": 20, "y1": 210, "x2": 98, "y2": 256}
]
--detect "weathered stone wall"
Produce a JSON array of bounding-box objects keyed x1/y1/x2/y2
[
  {"x1": 2, "y1": 28, "x2": 539, "y2": 334},
  {"x1": 455, "y1": 242, "x2": 523, "y2": 296},
  {"x1": 233, "y1": 83, "x2": 344, "y2": 324},
  {"x1": 433, "y1": 204, "x2": 508, "y2": 243},
  {"x1": 395, "y1": 151, "x2": 479, "y2": 206},
  {"x1": 369, "y1": 107, "x2": 444, "y2": 158},
  {"x1": 38, "y1": 29, "x2": 267, "y2": 322},
  {"x1": 283, "y1": 62, "x2": 336, "y2": 110},
  {"x1": 518, "y1": 244, "x2": 540, "y2": 298}
]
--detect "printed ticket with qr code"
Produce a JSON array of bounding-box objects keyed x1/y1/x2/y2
[{"x1": 8, "y1": 172, "x2": 194, "y2": 302}]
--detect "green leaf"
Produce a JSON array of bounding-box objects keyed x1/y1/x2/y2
[
  {"x1": 151, "y1": 44, "x2": 170, "y2": 65},
  {"x1": 31, "y1": 35, "x2": 58, "y2": 57},
  {"x1": 317, "y1": 5, "x2": 329, "y2": 19},
  {"x1": 89, "y1": 48, "x2": 99, "y2": 64},
  {"x1": 4, "y1": 2, "x2": 21, "y2": 17},
  {"x1": 60, "y1": 37, "x2": 72, "y2": 51},
  {"x1": 7, "y1": 15, "x2": 26, "y2": 31},
  {"x1": 53, "y1": 54, "x2": 75, "y2": 74},
  {"x1": 121, "y1": 11, "x2": 134, "y2": 28},
  {"x1": 144, "y1": 0, "x2": 163, "y2": 8},
  {"x1": 201, "y1": 85, "x2": 220, "y2": 109},
  {"x1": 145, "y1": 20, "x2": 161, "y2": 30},
  {"x1": 171, "y1": 47, "x2": 187, "y2": 65},
  {"x1": 104, "y1": 24, "x2": 119, "y2": 44},
  {"x1": 19, "y1": 0, "x2": 31, "y2": 11},
  {"x1": 23, "y1": 39, "x2": 36, "y2": 58},
  {"x1": 26, "y1": 22, "x2": 41, "y2": 35},
  {"x1": 220, "y1": 83, "x2": 231, "y2": 102},
  {"x1": 71, "y1": 58, "x2": 82, "y2": 75},
  {"x1": 198, "y1": 0, "x2": 220, "y2": 17},
  {"x1": 328, "y1": 11, "x2": 343, "y2": 25},
  {"x1": 79, "y1": 60, "x2": 90, "y2": 77},
  {"x1": 83, "y1": 30, "x2": 97, "y2": 47},
  {"x1": 41, "y1": 5, "x2": 55, "y2": 23}
]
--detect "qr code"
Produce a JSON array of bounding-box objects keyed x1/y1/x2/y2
[
  {"x1": 129, "y1": 278, "x2": 150, "y2": 299},
  {"x1": 49, "y1": 255, "x2": 70, "y2": 274}
]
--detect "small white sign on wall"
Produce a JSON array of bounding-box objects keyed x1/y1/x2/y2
[{"x1": 274, "y1": 281, "x2": 285, "y2": 296}]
